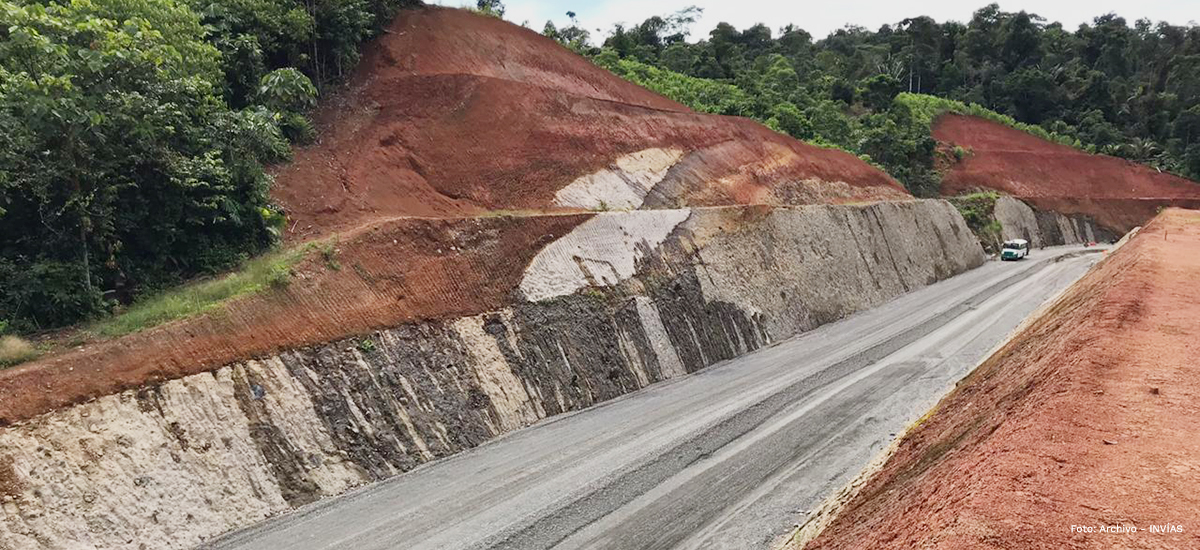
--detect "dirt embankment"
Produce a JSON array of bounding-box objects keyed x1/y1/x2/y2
[
  {"x1": 271, "y1": 7, "x2": 906, "y2": 240},
  {"x1": 935, "y1": 114, "x2": 1200, "y2": 232},
  {"x1": 804, "y1": 208, "x2": 1200, "y2": 549}
]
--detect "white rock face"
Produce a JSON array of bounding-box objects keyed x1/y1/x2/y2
[
  {"x1": 633, "y1": 296, "x2": 687, "y2": 379},
  {"x1": 0, "y1": 364, "x2": 353, "y2": 550},
  {"x1": 518, "y1": 209, "x2": 692, "y2": 302},
  {"x1": 0, "y1": 200, "x2": 989, "y2": 550},
  {"x1": 452, "y1": 316, "x2": 543, "y2": 431},
  {"x1": 994, "y1": 196, "x2": 1042, "y2": 245},
  {"x1": 688, "y1": 201, "x2": 985, "y2": 340},
  {"x1": 993, "y1": 195, "x2": 1110, "y2": 247},
  {"x1": 553, "y1": 148, "x2": 685, "y2": 210}
]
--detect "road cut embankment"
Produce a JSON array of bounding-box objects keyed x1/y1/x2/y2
[
  {"x1": 801, "y1": 207, "x2": 1200, "y2": 549},
  {"x1": 0, "y1": 200, "x2": 982, "y2": 550},
  {"x1": 992, "y1": 196, "x2": 1119, "y2": 247}
]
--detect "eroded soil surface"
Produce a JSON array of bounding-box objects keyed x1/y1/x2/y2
[
  {"x1": 270, "y1": 7, "x2": 905, "y2": 240},
  {"x1": 805, "y1": 208, "x2": 1200, "y2": 549},
  {"x1": 935, "y1": 114, "x2": 1200, "y2": 232}
]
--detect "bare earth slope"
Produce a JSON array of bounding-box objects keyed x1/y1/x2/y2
[
  {"x1": 936, "y1": 114, "x2": 1200, "y2": 232},
  {"x1": 271, "y1": 7, "x2": 906, "y2": 239},
  {"x1": 805, "y1": 208, "x2": 1200, "y2": 549}
]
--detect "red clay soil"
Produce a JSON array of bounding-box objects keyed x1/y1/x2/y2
[
  {"x1": 805, "y1": 208, "x2": 1200, "y2": 550},
  {"x1": 1021, "y1": 196, "x2": 1200, "y2": 235},
  {"x1": 271, "y1": 7, "x2": 905, "y2": 240},
  {"x1": 935, "y1": 114, "x2": 1200, "y2": 231},
  {"x1": 0, "y1": 213, "x2": 588, "y2": 425}
]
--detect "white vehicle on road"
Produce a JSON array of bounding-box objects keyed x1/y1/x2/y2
[{"x1": 1001, "y1": 238, "x2": 1029, "y2": 260}]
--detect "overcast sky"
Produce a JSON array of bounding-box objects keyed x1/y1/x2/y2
[{"x1": 435, "y1": 0, "x2": 1198, "y2": 42}]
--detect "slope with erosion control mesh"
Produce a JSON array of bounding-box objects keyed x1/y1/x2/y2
[{"x1": 270, "y1": 6, "x2": 908, "y2": 241}]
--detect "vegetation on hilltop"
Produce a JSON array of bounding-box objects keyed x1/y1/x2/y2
[
  {"x1": 0, "y1": 0, "x2": 417, "y2": 332},
  {"x1": 545, "y1": 4, "x2": 1200, "y2": 191}
]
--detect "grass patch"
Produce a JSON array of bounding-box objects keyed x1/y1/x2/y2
[
  {"x1": 319, "y1": 240, "x2": 342, "y2": 271},
  {"x1": 0, "y1": 336, "x2": 40, "y2": 368},
  {"x1": 898, "y1": 93, "x2": 1086, "y2": 150},
  {"x1": 86, "y1": 245, "x2": 313, "y2": 339},
  {"x1": 948, "y1": 191, "x2": 1004, "y2": 253}
]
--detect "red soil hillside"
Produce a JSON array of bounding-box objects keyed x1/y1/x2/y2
[
  {"x1": 805, "y1": 209, "x2": 1200, "y2": 549},
  {"x1": 935, "y1": 114, "x2": 1200, "y2": 231},
  {"x1": 351, "y1": 7, "x2": 687, "y2": 111},
  {"x1": 272, "y1": 7, "x2": 906, "y2": 239}
]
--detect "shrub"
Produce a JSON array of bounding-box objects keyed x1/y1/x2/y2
[
  {"x1": 948, "y1": 192, "x2": 1004, "y2": 252},
  {"x1": 594, "y1": 53, "x2": 755, "y2": 116},
  {"x1": 85, "y1": 245, "x2": 308, "y2": 338},
  {"x1": 319, "y1": 242, "x2": 341, "y2": 270},
  {"x1": 0, "y1": 335, "x2": 39, "y2": 368}
]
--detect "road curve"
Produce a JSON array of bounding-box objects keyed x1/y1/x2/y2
[{"x1": 203, "y1": 246, "x2": 1106, "y2": 550}]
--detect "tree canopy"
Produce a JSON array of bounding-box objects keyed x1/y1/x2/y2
[{"x1": 0, "y1": 0, "x2": 416, "y2": 331}]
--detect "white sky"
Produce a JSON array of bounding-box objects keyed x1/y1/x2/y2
[{"x1": 435, "y1": 0, "x2": 1198, "y2": 42}]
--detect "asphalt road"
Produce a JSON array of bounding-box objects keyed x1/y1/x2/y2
[{"x1": 204, "y1": 246, "x2": 1106, "y2": 550}]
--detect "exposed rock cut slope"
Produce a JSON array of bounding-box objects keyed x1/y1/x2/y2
[{"x1": 0, "y1": 202, "x2": 983, "y2": 550}]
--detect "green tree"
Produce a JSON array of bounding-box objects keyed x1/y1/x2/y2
[
  {"x1": 1003, "y1": 67, "x2": 1060, "y2": 123},
  {"x1": 0, "y1": 0, "x2": 285, "y2": 328},
  {"x1": 766, "y1": 102, "x2": 812, "y2": 139},
  {"x1": 475, "y1": 0, "x2": 504, "y2": 18},
  {"x1": 542, "y1": 11, "x2": 592, "y2": 54},
  {"x1": 860, "y1": 74, "x2": 902, "y2": 111},
  {"x1": 806, "y1": 100, "x2": 855, "y2": 148}
]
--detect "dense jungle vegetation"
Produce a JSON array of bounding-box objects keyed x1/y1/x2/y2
[{"x1": 0, "y1": 0, "x2": 417, "y2": 331}]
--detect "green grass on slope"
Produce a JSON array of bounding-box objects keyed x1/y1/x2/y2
[
  {"x1": 594, "y1": 54, "x2": 756, "y2": 117},
  {"x1": 86, "y1": 244, "x2": 317, "y2": 339},
  {"x1": 0, "y1": 335, "x2": 40, "y2": 369},
  {"x1": 897, "y1": 93, "x2": 1086, "y2": 150},
  {"x1": 947, "y1": 191, "x2": 1004, "y2": 253},
  {"x1": 593, "y1": 54, "x2": 886, "y2": 169}
]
